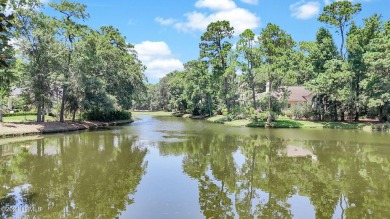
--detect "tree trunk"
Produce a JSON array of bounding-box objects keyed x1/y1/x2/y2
[
  {"x1": 355, "y1": 82, "x2": 360, "y2": 122},
  {"x1": 37, "y1": 105, "x2": 41, "y2": 123},
  {"x1": 208, "y1": 94, "x2": 212, "y2": 117},
  {"x1": 252, "y1": 85, "x2": 257, "y2": 110},
  {"x1": 224, "y1": 77, "x2": 230, "y2": 113},
  {"x1": 267, "y1": 80, "x2": 272, "y2": 123},
  {"x1": 339, "y1": 101, "x2": 345, "y2": 122},
  {"x1": 42, "y1": 103, "x2": 45, "y2": 123},
  {"x1": 60, "y1": 86, "x2": 67, "y2": 122},
  {"x1": 72, "y1": 110, "x2": 76, "y2": 122}
]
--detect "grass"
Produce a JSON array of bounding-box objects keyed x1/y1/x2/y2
[
  {"x1": 225, "y1": 119, "x2": 250, "y2": 127},
  {"x1": 3, "y1": 115, "x2": 57, "y2": 123},
  {"x1": 206, "y1": 116, "x2": 226, "y2": 123},
  {"x1": 132, "y1": 111, "x2": 373, "y2": 130},
  {"x1": 322, "y1": 122, "x2": 367, "y2": 129},
  {"x1": 131, "y1": 111, "x2": 173, "y2": 116},
  {"x1": 247, "y1": 119, "x2": 324, "y2": 128}
]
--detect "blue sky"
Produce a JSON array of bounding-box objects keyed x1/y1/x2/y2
[{"x1": 42, "y1": 0, "x2": 389, "y2": 83}]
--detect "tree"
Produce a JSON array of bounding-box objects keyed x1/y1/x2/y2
[
  {"x1": 0, "y1": 0, "x2": 14, "y2": 68},
  {"x1": 318, "y1": 1, "x2": 361, "y2": 59},
  {"x1": 258, "y1": 23, "x2": 296, "y2": 122},
  {"x1": 10, "y1": 0, "x2": 57, "y2": 122},
  {"x1": 236, "y1": 29, "x2": 261, "y2": 110},
  {"x1": 347, "y1": 14, "x2": 382, "y2": 121},
  {"x1": 183, "y1": 60, "x2": 213, "y2": 116},
  {"x1": 199, "y1": 20, "x2": 234, "y2": 113},
  {"x1": 0, "y1": 0, "x2": 15, "y2": 122},
  {"x1": 303, "y1": 28, "x2": 339, "y2": 121},
  {"x1": 49, "y1": 0, "x2": 89, "y2": 122},
  {"x1": 362, "y1": 21, "x2": 390, "y2": 122}
]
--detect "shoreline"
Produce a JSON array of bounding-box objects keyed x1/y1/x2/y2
[
  {"x1": 134, "y1": 111, "x2": 389, "y2": 131},
  {"x1": 0, "y1": 120, "x2": 134, "y2": 139}
]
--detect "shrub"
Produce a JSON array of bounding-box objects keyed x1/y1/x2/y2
[
  {"x1": 258, "y1": 96, "x2": 284, "y2": 113},
  {"x1": 3, "y1": 111, "x2": 38, "y2": 117},
  {"x1": 256, "y1": 111, "x2": 277, "y2": 122},
  {"x1": 83, "y1": 110, "x2": 131, "y2": 122},
  {"x1": 290, "y1": 104, "x2": 312, "y2": 120},
  {"x1": 282, "y1": 109, "x2": 293, "y2": 118}
]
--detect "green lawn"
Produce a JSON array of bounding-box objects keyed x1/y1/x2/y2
[
  {"x1": 132, "y1": 112, "x2": 371, "y2": 130},
  {"x1": 321, "y1": 122, "x2": 367, "y2": 129},
  {"x1": 206, "y1": 116, "x2": 226, "y2": 123},
  {"x1": 225, "y1": 119, "x2": 250, "y2": 127},
  {"x1": 3, "y1": 115, "x2": 57, "y2": 123},
  {"x1": 245, "y1": 119, "x2": 324, "y2": 128},
  {"x1": 131, "y1": 111, "x2": 173, "y2": 116}
]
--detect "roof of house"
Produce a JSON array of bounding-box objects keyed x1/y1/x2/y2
[
  {"x1": 287, "y1": 86, "x2": 312, "y2": 102},
  {"x1": 255, "y1": 86, "x2": 313, "y2": 102},
  {"x1": 10, "y1": 87, "x2": 22, "y2": 97}
]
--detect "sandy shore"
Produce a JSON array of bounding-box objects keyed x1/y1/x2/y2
[{"x1": 0, "y1": 120, "x2": 133, "y2": 139}]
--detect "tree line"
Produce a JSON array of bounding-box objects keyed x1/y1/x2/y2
[
  {"x1": 0, "y1": 0, "x2": 146, "y2": 122},
  {"x1": 135, "y1": 1, "x2": 390, "y2": 122}
]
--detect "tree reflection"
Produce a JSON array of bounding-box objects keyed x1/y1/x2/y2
[
  {"x1": 0, "y1": 132, "x2": 147, "y2": 218},
  {"x1": 160, "y1": 132, "x2": 390, "y2": 219},
  {"x1": 2, "y1": 129, "x2": 390, "y2": 218}
]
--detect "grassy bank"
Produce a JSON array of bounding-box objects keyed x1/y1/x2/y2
[
  {"x1": 207, "y1": 116, "x2": 375, "y2": 129},
  {"x1": 0, "y1": 120, "x2": 133, "y2": 139},
  {"x1": 132, "y1": 111, "x2": 173, "y2": 116},
  {"x1": 3, "y1": 115, "x2": 57, "y2": 123}
]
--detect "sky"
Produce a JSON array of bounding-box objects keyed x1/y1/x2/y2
[{"x1": 42, "y1": 0, "x2": 390, "y2": 83}]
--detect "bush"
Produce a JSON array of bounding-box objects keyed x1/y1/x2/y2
[
  {"x1": 290, "y1": 104, "x2": 312, "y2": 120},
  {"x1": 83, "y1": 110, "x2": 131, "y2": 122},
  {"x1": 256, "y1": 111, "x2": 277, "y2": 122},
  {"x1": 258, "y1": 96, "x2": 284, "y2": 113},
  {"x1": 282, "y1": 109, "x2": 293, "y2": 118},
  {"x1": 3, "y1": 111, "x2": 38, "y2": 117}
]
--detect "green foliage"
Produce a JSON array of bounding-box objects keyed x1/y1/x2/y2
[
  {"x1": 256, "y1": 111, "x2": 277, "y2": 122},
  {"x1": 83, "y1": 110, "x2": 131, "y2": 122},
  {"x1": 8, "y1": 0, "x2": 146, "y2": 123},
  {"x1": 318, "y1": 1, "x2": 362, "y2": 58},
  {"x1": 258, "y1": 23, "x2": 297, "y2": 122},
  {"x1": 200, "y1": 21, "x2": 235, "y2": 113},
  {"x1": 3, "y1": 111, "x2": 38, "y2": 117},
  {"x1": 323, "y1": 122, "x2": 366, "y2": 129},
  {"x1": 258, "y1": 96, "x2": 284, "y2": 113},
  {"x1": 290, "y1": 104, "x2": 312, "y2": 120},
  {"x1": 282, "y1": 109, "x2": 293, "y2": 118},
  {"x1": 362, "y1": 20, "x2": 390, "y2": 122}
]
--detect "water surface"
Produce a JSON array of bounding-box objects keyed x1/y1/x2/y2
[{"x1": 1, "y1": 115, "x2": 390, "y2": 218}]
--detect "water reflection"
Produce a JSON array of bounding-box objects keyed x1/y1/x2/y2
[
  {"x1": 1, "y1": 116, "x2": 390, "y2": 218},
  {"x1": 160, "y1": 132, "x2": 390, "y2": 219},
  {"x1": 0, "y1": 132, "x2": 147, "y2": 218}
]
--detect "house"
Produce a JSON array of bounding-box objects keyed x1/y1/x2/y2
[
  {"x1": 278, "y1": 145, "x2": 317, "y2": 162},
  {"x1": 256, "y1": 83, "x2": 314, "y2": 109},
  {"x1": 285, "y1": 86, "x2": 314, "y2": 108},
  {"x1": 7, "y1": 87, "x2": 22, "y2": 110}
]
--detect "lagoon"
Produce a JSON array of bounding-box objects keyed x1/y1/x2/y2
[{"x1": 1, "y1": 115, "x2": 390, "y2": 218}]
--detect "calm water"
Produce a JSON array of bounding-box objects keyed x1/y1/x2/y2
[{"x1": 1, "y1": 115, "x2": 390, "y2": 219}]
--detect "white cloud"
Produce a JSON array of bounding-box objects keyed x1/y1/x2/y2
[
  {"x1": 195, "y1": 0, "x2": 236, "y2": 11},
  {"x1": 156, "y1": 0, "x2": 260, "y2": 36},
  {"x1": 175, "y1": 8, "x2": 259, "y2": 35},
  {"x1": 324, "y1": 0, "x2": 332, "y2": 5},
  {"x1": 324, "y1": 0, "x2": 373, "y2": 4},
  {"x1": 290, "y1": 1, "x2": 321, "y2": 20},
  {"x1": 241, "y1": 0, "x2": 258, "y2": 5},
  {"x1": 146, "y1": 59, "x2": 184, "y2": 80},
  {"x1": 134, "y1": 41, "x2": 183, "y2": 83},
  {"x1": 155, "y1": 17, "x2": 176, "y2": 26}
]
